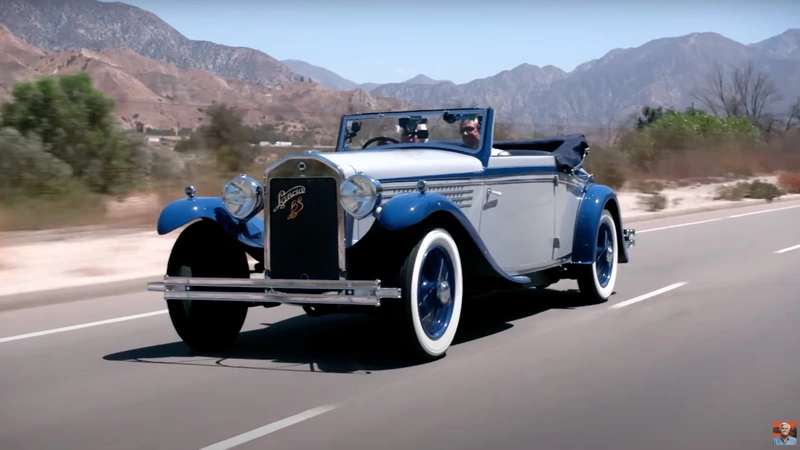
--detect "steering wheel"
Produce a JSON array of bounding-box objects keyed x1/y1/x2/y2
[{"x1": 361, "y1": 136, "x2": 399, "y2": 149}]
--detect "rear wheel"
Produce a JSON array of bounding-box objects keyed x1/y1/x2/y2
[
  {"x1": 165, "y1": 221, "x2": 250, "y2": 351},
  {"x1": 576, "y1": 209, "x2": 618, "y2": 303},
  {"x1": 395, "y1": 228, "x2": 463, "y2": 361}
]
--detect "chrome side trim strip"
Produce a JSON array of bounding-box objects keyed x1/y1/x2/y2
[{"x1": 381, "y1": 182, "x2": 475, "y2": 208}]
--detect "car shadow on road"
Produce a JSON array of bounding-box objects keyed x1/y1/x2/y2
[{"x1": 103, "y1": 287, "x2": 604, "y2": 374}]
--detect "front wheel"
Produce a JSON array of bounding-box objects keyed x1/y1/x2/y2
[
  {"x1": 576, "y1": 209, "x2": 619, "y2": 303},
  {"x1": 395, "y1": 228, "x2": 464, "y2": 361},
  {"x1": 165, "y1": 221, "x2": 250, "y2": 352}
]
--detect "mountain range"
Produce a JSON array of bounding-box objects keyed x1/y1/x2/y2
[
  {"x1": 0, "y1": 0, "x2": 798, "y2": 131},
  {"x1": 0, "y1": 23, "x2": 408, "y2": 139}
]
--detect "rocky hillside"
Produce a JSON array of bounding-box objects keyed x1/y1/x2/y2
[
  {"x1": 280, "y1": 59, "x2": 445, "y2": 92},
  {"x1": 280, "y1": 59, "x2": 366, "y2": 91},
  {"x1": 0, "y1": 25, "x2": 410, "y2": 137},
  {"x1": 367, "y1": 31, "x2": 800, "y2": 127},
  {"x1": 749, "y1": 29, "x2": 800, "y2": 59},
  {"x1": 1, "y1": 0, "x2": 797, "y2": 129},
  {"x1": 0, "y1": 0, "x2": 300, "y2": 86}
]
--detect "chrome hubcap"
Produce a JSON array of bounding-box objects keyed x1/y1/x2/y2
[{"x1": 437, "y1": 280, "x2": 451, "y2": 306}]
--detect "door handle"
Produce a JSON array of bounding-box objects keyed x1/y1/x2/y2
[{"x1": 486, "y1": 188, "x2": 502, "y2": 201}]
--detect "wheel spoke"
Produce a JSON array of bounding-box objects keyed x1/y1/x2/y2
[
  {"x1": 596, "y1": 247, "x2": 606, "y2": 262},
  {"x1": 418, "y1": 279, "x2": 436, "y2": 316}
]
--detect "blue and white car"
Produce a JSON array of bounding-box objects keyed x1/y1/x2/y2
[{"x1": 148, "y1": 107, "x2": 636, "y2": 362}]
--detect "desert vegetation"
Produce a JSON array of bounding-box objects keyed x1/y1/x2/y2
[{"x1": 0, "y1": 62, "x2": 798, "y2": 231}]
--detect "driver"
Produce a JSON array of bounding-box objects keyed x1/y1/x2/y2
[{"x1": 460, "y1": 118, "x2": 480, "y2": 149}]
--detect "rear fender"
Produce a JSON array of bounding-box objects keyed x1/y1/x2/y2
[
  {"x1": 571, "y1": 184, "x2": 628, "y2": 265},
  {"x1": 157, "y1": 197, "x2": 264, "y2": 249}
]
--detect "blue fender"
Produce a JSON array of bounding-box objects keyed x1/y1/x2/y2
[
  {"x1": 157, "y1": 197, "x2": 264, "y2": 249},
  {"x1": 376, "y1": 192, "x2": 530, "y2": 284},
  {"x1": 571, "y1": 184, "x2": 629, "y2": 265}
]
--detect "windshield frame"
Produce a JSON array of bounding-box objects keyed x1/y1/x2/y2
[{"x1": 335, "y1": 108, "x2": 492, "y2": 156}]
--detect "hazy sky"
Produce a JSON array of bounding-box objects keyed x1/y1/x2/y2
[{"x1": 102, "y1": 0, "x2": 799, "y2": 84}]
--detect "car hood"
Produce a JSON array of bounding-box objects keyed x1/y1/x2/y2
[{"x1": 318, "y1": 148, "x2": 483, "y2": 181}]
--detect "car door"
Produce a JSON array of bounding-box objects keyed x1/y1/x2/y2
[{"x1": 478, "y1": 156, "x2": 556, "y2": 274}]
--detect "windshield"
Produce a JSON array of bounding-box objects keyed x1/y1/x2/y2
[{"x1": 337, "y1": 109, "x2": 487, "y2": 153}]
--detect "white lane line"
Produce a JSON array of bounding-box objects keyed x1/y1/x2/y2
[
  {"x1": 728, "y1": 204, "x2": 800, "y2": 218},
  {"x1": 637, "y1": 218, "x2": 723, "y2": 233},
  {"x1": 774, "y1": 244, "x2": 800, "y2": 255},
  {"x1": 199, "y1": 404, "x2": 338, "y2": 450},
  {"x1": 637, "y1": 203, "x2": 800, "y2": 234},
  {"x1": 0, "y1": 309, "x2": 168, "y2": 344},
  {"x1": 609, "y1": 282, "x2": 688, "y2": 309}
]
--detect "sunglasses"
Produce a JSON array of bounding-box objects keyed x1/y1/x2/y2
[{"x1": 461, "y1": 126, "x2": 476, "y2": 133}]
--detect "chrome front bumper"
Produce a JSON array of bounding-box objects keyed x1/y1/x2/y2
[
  {"x1": 147, "y1": 277, "x2": 401, "y2": 306},
  {"x1": 623, "y1": 229, "x2": 636, "y2": 248}
]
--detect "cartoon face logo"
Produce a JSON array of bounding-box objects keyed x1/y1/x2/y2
[{"x1": 287, "y1": 197, "x2": 304, "y2": 220}]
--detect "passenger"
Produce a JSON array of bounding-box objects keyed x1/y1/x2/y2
[{"x1": 460, "y1": 119, "x2": 480, "y2": 149}]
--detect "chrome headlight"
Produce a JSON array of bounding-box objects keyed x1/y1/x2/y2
[
  {"x1": 339, "y1": 173, "x2": 381, "y2": 219},
  {"x1": 222, "y1": 175, "x2": 263, "y2": 220}
]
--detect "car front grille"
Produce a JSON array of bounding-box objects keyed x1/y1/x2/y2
[{"x1": 267, "y1": 176, "x2": 341, "y2": 280}]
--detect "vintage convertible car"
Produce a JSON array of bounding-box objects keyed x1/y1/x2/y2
[{"x1": 147, "y1": 107, "x2": 635, "y2": 361}]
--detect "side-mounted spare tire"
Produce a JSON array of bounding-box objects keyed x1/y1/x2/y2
[{"x1": 165, "y1": 220, "x2": 251, "y2": 351}]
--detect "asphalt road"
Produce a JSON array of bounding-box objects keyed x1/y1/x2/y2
[{"x1": 1, "y1": 200, "x2": 799, "y2": 450}]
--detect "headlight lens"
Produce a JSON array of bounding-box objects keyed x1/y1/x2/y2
[
  {"x1": 222, "y1": 175, "x2": 263, "y2": 220},
  {"x1": 339, "y1": 173, "x2": 381, "y2": 219}
]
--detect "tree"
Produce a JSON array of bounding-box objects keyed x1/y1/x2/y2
[
  {"x1": 636, "y1": 106, "x2": 667, "y2": 129},
  {"x1": 618, "y1": 107, "x2": 764, "y2": 170},
  {"x1": 691, "y1": 60, "x2": 783, "y2": 128},
  {"x1": 0, "y1": 127, "x2": 75, "y2": 199},
  {"x1": 784, "y1": 97, "x2": 800, "y2": 132},
  {"x1": 190, "y1": 104, "x2": 258, "y2": 172},
  {"x1": 0, "y1": 72, "x2": 146, "y2": 194}
]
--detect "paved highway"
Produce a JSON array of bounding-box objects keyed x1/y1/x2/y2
[{"x1": 1, "y1": 200, "x2": 799, "y2": 450}]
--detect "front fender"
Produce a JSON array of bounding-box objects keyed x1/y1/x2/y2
[
  {"x1": 375, "y1": 192, "x2": 462, "y2": 231},
  {"x1": 375, "y1": 192, "x2": 530, "y2": 285},
  {"x1": 571, "y1": 184, "x2": 629, "y2": 265},
  {"x1": 157, "y1": 197, "x2": 264, "y2": 249}
]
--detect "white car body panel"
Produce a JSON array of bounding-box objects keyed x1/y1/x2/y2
[
  {"x1": 479, "y1": 154, "x2": 559, "y2": 273},
  {"x1": 338, "y1": 148, "x2": 568, "y2": 276}
]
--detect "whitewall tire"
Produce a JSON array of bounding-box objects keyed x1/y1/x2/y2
[
  {"x1": 399, "y1": 228, "x2": 463, "y2": 360},
  {"x1": 577, "y1": 210, "x2": 618, "y2": 303}
]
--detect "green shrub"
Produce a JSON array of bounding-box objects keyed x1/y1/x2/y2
[
  {"x1": 714, "y1": 180, "x2": 782, "y2": 202},
  {"x1": 0, "y1": 127, "x2": 77, "y2": 199},
  {"x1": 1, "y1": 72, "x2": 148, "y2": 195}
]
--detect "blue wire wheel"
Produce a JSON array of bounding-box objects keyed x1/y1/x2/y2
[
  {"x1": 416, "y1": 243, "x2": 457, "y2": 340},
  {"x1": 408, "y1": 229, "x2": 463, "y2": 358}
]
